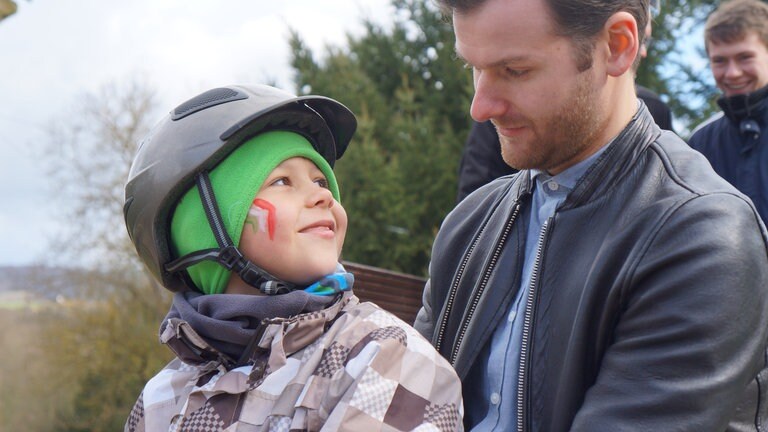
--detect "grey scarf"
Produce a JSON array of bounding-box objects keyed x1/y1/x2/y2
[{"x1": 162, "y1": 289, "x2": 337, "y2": 362}]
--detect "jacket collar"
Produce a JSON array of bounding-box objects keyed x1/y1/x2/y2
[
  {"x1": 717, "y1": 84, "x2": 768, "y2": 125},
  {"x1": 161, "y1": 291, "x2": 355, "y2": 369}
]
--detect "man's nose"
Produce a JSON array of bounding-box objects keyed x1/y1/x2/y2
[
  {"x1": 470, "y1": 71, "x2": 506, "y2": 123},
  {"x1": 724, "y1": 60, "x2": 743, "y2": 78}
]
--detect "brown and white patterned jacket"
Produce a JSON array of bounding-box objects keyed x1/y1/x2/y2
[{"x1": 126, "y1": 292, "x2": 463, "y2": 431}]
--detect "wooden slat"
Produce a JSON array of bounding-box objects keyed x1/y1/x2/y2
[{"x1": 342, "y1": 261, "x2": 426, "y2": 324}]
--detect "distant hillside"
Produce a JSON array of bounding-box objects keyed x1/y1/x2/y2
[{"x1": 0, "y1": 265, "x2": 89, "y2": 300}]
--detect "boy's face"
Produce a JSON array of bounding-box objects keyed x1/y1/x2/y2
[{"x1": 239, "y1": 157, "x2": 347, "y2": 285}]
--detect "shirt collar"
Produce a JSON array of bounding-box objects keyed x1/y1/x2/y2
[{"x1": 529, "y1": 143, "x2": 611, "y2": 192}]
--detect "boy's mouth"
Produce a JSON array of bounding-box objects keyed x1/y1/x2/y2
[{"x1": 300, "y1": 220, "x2": 336, "y2": 235}]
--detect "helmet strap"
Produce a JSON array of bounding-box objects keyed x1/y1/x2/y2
[{"x1": 164, "y1": 171, "x2": 295, "y2": 293}]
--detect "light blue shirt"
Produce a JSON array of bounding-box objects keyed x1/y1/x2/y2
[{"x1": 468, "y1": 145, "x2": 609, "y2": 431}]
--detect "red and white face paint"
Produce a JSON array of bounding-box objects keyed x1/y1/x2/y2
[{"x1": 248, "y1": 198, "x2": 276, "y2": 240}]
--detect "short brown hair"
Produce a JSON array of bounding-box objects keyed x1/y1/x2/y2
[
  {"x1": 436, "y1": 0, "x2": 650, "y2": 71},
  {"x1": 705, "y1": 0, "x2": 768, "y2": 52}
]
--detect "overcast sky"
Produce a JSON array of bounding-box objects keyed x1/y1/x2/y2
[{"x1": 0, "y1": 0, "x2": 394, "y2": 267}]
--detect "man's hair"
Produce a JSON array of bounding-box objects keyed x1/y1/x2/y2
[
  {"x1": 705, "y1": 0, "x2": 768, "y2": 52},
  {"x1": 438, "y1": 0, "x2": 649, "y2": 72}
]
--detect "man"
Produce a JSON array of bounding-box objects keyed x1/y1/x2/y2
[
  {"x1": 456, "y1": 0, "x2": 673, "y2": 202},
  {"x1": 688, "y1": 0, "x2": 768, "y2": 224},
  {"x1": 414, "y1": 0, "x2": 768, "y2": 430}
]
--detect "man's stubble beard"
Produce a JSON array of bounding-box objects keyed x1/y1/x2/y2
[{"x1": 500, "y1": 70, "x2": 603, "y2": 173}]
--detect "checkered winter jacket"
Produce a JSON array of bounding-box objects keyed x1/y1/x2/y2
[{"x1": 126, "y1": 291, "x2": 463, "y2": 431}]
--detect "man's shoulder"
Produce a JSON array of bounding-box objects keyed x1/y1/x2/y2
[{"x1": 689, "y1": 112, "x2": 727, "y2": 143}]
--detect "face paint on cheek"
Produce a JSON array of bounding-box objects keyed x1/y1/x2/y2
[{"x1": 247, "y1": 198, "x2": 277, "y2": 240}]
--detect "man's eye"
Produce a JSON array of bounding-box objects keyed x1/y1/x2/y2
[
  {"x1": 505, "y1": 68, "x2": 529, "y2": 78},
  {"x1": 738, "y1": 54, "x2": 754, "y2": 62}
]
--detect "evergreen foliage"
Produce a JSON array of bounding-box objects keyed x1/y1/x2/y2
[
  {"x1": 290, "y1": 0, "x2": 473, "y2": 276},
  {"x1": 635, "y1": 0, "x2": 721, "y2": 136}
]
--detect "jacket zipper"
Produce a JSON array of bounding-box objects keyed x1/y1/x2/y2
[
  {"x1": 447, "y1": 203, "x2": 522, "y2": 364},
  {"x1": 516, "y1": 219, "x2": 551, "y2": 432},
  {"x1": 435, "y1": 224, "x2": 483, "y2": 354}
]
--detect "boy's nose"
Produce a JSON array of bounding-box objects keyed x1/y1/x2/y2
[{"x1": 307, "y1": 186, "x2": 334, "y2": 208}]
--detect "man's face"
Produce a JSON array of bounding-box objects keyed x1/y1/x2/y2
[
  {"x1": 708, "y1": 31, "x2": 768, "y2": 97},
  {"x1": 455, "y1": 0, "x2": 608, "y2": 175},
  {"x1": 238, "y1": 157, "x2": 347, "y2": 285}
]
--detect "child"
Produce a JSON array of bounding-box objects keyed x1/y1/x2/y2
[{"x1": 123, "y1": 84, "x2": 463, "y2": 431}]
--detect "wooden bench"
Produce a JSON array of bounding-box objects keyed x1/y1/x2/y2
[{"x1": 341, "y1": 261, "x2": 426, "y2": 325}]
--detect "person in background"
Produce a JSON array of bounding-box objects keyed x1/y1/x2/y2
[
  {"x1": 414, "y1": 0, "x2": 768, "y2": 430},
  {"x1": 123, "y1": 84, "x2": 463, "y2": 431},
  {"x1": 456, "y1": 0, "x2": 673, "y2": 202},
  {"x1": 688, "y1": 0, "x2": 768, "y2": 224}
]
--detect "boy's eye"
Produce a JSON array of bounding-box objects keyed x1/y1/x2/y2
[
  {"x1": 315, "y1": 178, "x2": 329, "y2": 189},
  {"x1": 270, "y1": 177, "x2": 288, "y2": 186}
]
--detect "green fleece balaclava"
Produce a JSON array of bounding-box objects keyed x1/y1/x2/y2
[{"x1": 170, "y1": 131, "x2": 340, "y2": 295}]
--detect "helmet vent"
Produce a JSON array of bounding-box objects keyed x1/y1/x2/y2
[{"x1": 172, "y1": 88, "x2": 248, "y2": 121}]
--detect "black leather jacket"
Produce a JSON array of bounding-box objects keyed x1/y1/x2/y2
[{"x1": 415, "y1": 107, "x2": 768, "y2": 431}]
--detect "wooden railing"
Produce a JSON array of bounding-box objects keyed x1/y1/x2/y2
[{"x1": 342, "y1": 261, "x2": 426, "y2": 325}]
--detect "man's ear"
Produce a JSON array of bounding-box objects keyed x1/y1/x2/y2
[{"x1": 604, "y1": 11, "x2": 639, "y2": 77}]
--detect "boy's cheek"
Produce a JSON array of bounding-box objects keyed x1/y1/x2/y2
[
  {"x1": 248, "y1": 199, "x2": 277, "y2": 240},
  {"x1": 336, "y1": 231, "x2": 347, "y2": 256}
]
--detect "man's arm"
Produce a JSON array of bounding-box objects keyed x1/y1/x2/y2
[
  {"x1": 414, "y1": 277, "x2": 436, "y2": 341},
  {"x1": 570, "y1": 193, "x2": 768, "y2": 431}
]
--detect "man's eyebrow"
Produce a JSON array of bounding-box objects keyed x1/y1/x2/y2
[{"x1": 454, "y1": 49, "x2": 531, "y2": 68}]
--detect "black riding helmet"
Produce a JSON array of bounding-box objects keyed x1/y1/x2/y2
[{"x1": 124, "y1": 84, "x2": 356, "y2": 292}]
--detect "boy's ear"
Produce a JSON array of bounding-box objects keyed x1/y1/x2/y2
[{"x1": 603, "y1": 11, "x2": 639, "y2": 77}]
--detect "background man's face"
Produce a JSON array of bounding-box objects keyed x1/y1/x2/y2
[{"x1": 708, "y1": 31, "x2": 768, "y2": 97}]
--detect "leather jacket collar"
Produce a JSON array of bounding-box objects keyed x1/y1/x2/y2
[{"x1": 507, "y1": 104, "x2": 662, "y2": 211}]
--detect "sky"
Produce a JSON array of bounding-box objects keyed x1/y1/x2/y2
[{"x1": 0, "y1": 0, "x2": 394, "y2": 267}]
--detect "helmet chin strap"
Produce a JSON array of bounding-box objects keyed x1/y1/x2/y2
[{"x1": 164, "y1": 171, "x2": 296, "y2": 294}]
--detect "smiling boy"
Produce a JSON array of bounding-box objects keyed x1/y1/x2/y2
[{"x1": 123, "y1": 84, "x2": 463, "y2": 431}]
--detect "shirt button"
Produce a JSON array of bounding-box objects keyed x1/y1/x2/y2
[
  {"x1": 547, "y1": 182, "x2": 560, "y2": 191},
  {"x1": 490, "y1": 393, "x2": 501, "y2": 405},
  {"x1": 508, "y1": 310, "x2": 517, "y2": 322}
]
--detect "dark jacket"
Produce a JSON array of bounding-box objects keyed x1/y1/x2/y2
[
  {"x1": 457, "y1": 89, "x2": 674, "y2": 202},
  {"x1": 636, "y1": 85, "x2": 674, "y2": 131},
  {"x1": 416, "y1": 106, "x2": 768, "y2": 431},
  {"x1": 689, "y1": 86, "x2": 768, "y2": 224}
]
